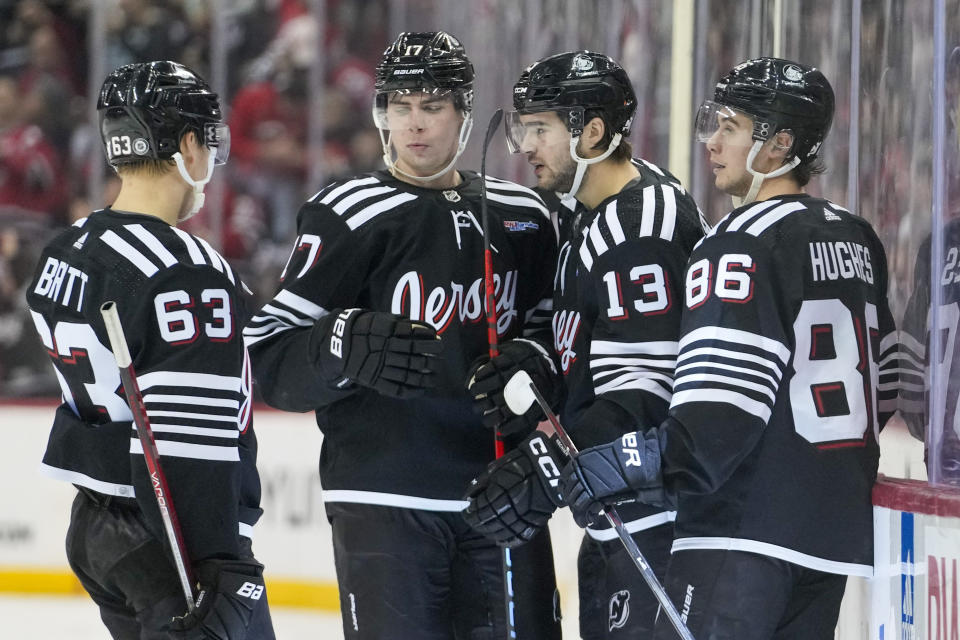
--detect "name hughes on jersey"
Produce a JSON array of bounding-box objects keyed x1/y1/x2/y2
[{"x1": 809, "y1": 241, "x2": 874, "y2": 285}]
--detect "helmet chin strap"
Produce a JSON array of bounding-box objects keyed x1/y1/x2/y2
[
  {"x1": 172, "y1": 152, "x2": 215, "y2": 222},
  {"x1": 556, "y1": 133, "x2": 622, "y2": 200},
  {"x1": 732, "y1": 140, "x2": 801, "y2": 208},
  {"x1": 379, "y1": 115, "x2": 474, "y2": 183}
]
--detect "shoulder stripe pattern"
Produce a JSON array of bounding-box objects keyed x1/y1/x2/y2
[
  {"x1": 243, "y1": 288, "x2": 330, "y2": 347},
  {"x1": 671, "y1": 326, "x2": 790, "y2": 424},
  {"x1": 708, "y1": 199, "x2": 808, "y2": 240},
  {"x1": 101, "y1": 229, "x2": 159, "y2": 277},
  {"x1": 484, "y1": 177, "x2": 550, "y2": 217},
  {"x1": 172, "y1": 227, "x2": 207, "y2": 265},
  {"x1": 345, "y1": 192, "x2": 418, "y2": 230},
  {"x1": 125, "y1": 224, "x2": 178, "y2": 267},
  {"x1": 316, "y1": 176, "x2": 381, "y2": 204},
  {"x1": 194, "y1": 236, "x2": 236, "y2": 284}
]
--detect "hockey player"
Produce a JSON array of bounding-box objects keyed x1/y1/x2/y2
[
  {"x1": 243, "y1": 32, "x2": 561, "y2": 639},
  {"x1": 26, "y1": 61, "x2": 274, "y2": 639},
  {"x1": 559, "y1": 58, "x2": 900, "y2": 639},
  {"x1": 462, "y1": 51, "x2": 706, "y2": 639}
]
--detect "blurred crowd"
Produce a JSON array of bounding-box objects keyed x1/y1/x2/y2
[{"x1": 0, "y1": 0, "x2": 956, "y2": 412}]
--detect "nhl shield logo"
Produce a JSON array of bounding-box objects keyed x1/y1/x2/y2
[{"x1": 608, "y1": 590, "x2": 630, "y2": 631}]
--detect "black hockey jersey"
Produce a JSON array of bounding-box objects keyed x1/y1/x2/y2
[
  {"x1": 660, "y1": 194, "x2": 898, "y2": 575},
  {"x1": 553, "y1": 159, "x2": 706, "y2": 539},
  {"x1": 244, "y1": 170, "x2": 556, "y2": 508},
  {"x1": 26, "y1": 209, "x2": 263, "y2": 563}
]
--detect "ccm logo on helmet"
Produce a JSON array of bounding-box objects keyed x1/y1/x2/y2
[
  {"x1": 527, "y1": 436, "x2": 561, "y2": 487},
  {"x1": 329, "y1": 309, "x2": 359, "y2": 359}
]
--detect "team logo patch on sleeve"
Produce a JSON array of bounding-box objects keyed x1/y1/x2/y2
[{"x1": 503, "y1": 220, "x2": 539, "y2": 232}]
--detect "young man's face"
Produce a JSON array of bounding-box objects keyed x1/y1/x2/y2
[
  {"x1": 516, "y1": 111, "x2": 577, "y2": 192},
  {"x1": 704, "y1": 107, "x2": 757, "y2": 198},
  {"x1": 385, "y1": 91, "x2": 464, "y2": 177}
]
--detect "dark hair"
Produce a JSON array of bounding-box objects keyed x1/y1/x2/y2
[
  {"x1": 585, "y1": 110, "x2": 633, "y2": 163},
  {"x1": 792, "y1": 157, "x2": 826, "y2": 186}
]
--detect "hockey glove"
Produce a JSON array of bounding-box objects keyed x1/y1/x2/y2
[
  {"x1": 560, "y1": 429, "x2": 667, "y2": 528},
  {"x1": 466, "y1": 338, "x2": 559, "y2": 437},
  {"x1": 312, "y1": 308, "x2": 443, "y2": 398},
  {"x1": 462, "y1": 430, "x2": 566, "y2": 547},
  {"x1": 167, "y1": 559, "x2": 265, "y2": 640}
]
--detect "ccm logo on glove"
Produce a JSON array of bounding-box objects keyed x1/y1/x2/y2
[
  {"x1": 329, "y1": 308, "x2": 358, "y2": 358},
  {"x1": 528, "y1": 436, "x2": 561, "y2": 488}
]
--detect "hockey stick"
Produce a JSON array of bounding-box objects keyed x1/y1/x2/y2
[
  {"x1": 100, "y1": 301, "x2": 196, "y2": 611},
  {"x1": 477, "y1": 107, "x2": 517, "y2": 640},
  {"x1": 505, "y1": 370, "x2": 696, "y2": 640}
]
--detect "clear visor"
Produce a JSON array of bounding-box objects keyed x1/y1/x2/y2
[
  {"x1": 371, "y1": 88, "x2": 464, "y2": 131},
  {"x1": 205, "y1": 122, "x2": 230, "y2": 165},
  {"x1": 503, "y1": 108, "x2": 579, "y2": 154},
  {"x1": 694, "y1": 101, "x2": 755, "y2": 147}
]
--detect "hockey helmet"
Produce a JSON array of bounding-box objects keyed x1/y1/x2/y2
[
  {"x1": 695, "y1": 57, "x2": 834, "y2": 162},
  {"x1": 98, "y1": 60, "x2": 229, "y2": 167},
  {"x1": 507, "y1": 50, "x2": 637, "y2": 149},
  {"x1": 373, "y1": 31, "x2": 474, "y2": 119}
]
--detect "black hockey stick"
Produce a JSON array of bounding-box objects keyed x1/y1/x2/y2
[
  {"x1": 100, "y1": 301, "x2": 196, "y2": 611},
  {"x1": 478, "y1": 107, "x2": 517, "y2": 640},
  {"x1": 505, "y1": 371, "x2": 696, "y2": 640}
]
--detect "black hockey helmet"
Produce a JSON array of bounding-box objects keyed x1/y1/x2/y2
[
  {"x1": 373, "y1": 31, "x2": 474, "y2": 113},
  {"x1": 510, "y1": 51, "x2": 637, "y2": 138},
  {"x1": 699, "y1": 57, "x2": 834, "y2": 162},
  {"x1": 98, "y1": 60, "x2": 228, "y2": 167}
]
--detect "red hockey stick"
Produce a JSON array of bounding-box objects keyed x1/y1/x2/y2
[{"x1": 100, "y1": 301, "x2": 196, "y2": 611}]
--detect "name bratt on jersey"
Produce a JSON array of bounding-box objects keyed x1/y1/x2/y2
[
  {"x1": 391, "y1": 269, "x2": 518, "y2": 335},
  {"x1": 809, "y1": 241, "x2": 874, "y2": 285},
  {"x1": 552, "y1": 309, "x2": 581, "y2": 374},
  {"x1": 33, "y1": 257, "x2": 89, "y2": 312}
]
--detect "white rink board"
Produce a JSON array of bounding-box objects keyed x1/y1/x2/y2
[{"x1": 0, "y1": 404, "x2": 929, "y2": 638}]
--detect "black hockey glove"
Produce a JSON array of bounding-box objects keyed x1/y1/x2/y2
[
  {"x1": 462, "y1": 430, "x2": 566, "y2": 547},
  {"x1": 167, "y1": 559, "x2": 265, "y2": 640},
  {"x1": 466, "y1": 338, "x2": 559, "y2": 437},
  {"x1": 560, "y1": 429, "x2": 668, "y2": 528},
  {"x1": 311, "y1": 308, "x2": 443, "y2": 398}
]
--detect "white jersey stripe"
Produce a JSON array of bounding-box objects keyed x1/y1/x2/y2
[
  {"x1": 138, "y1": 371, "x2": 242, "y2": 392},
  {"x1": 676, "y1": 346, "x2": 784, "y2": 379},
  {"x1": 671, "y1": 537, "x2": 872, "y2": 577},
  {"x1": 274, "y1": 289, "x2": 329, "y2": 319},
  {"x1": 639, "y1": 185, "x2": 656, "y2": 237},
  {"x1": 194, "y1": 236, "x2": 230, "y2": 281},
  {"x1": 143, "y1": 394, "x2": 239, "y2": 408},
  {"x1": 745, "y1": 201, "x2": 806, "y2": 237},
  {"x1": 332, "y1": 185, "x2": 396, "y2": 215},
  {"x1": 674, "y1": 372, "x2": 776, "y2": 403},
  {"x1": 671, "y1": 388, "x2": 772, "y2": 422},
  {"x1": 485, "y1": 191, "x2": 549, "y2": 216},
  {"x1": 101, "y1": 230, "x2": 159, "y2": 277},
  {"x1": 131, "y1": 438, "x2": 239, "y2": 461},
  {"x1": 172, "y1": 227, "x2": 207, "y2": 265},
  {"x1": 604, "y1": 201, "x2": 626, "y2": 244},
  {"x1": 73, "y1": 217, "x2": 89, "y2": 227},
  {"x1": 125, "y1": 224, "x2": 178, "y2": 267},
  {"x1": 679, "y1": 326, "x2": 790, "y2": 365},
  {"x1": 726, "y1": 200, "x2": 780, "y2": 232},
  {"x1": 578, "y1": 227, "x2": 594, "y2": 271},
  {"x1": 589, "y1": 215, "x2": 608, "y2": 256},
  {"x1": 149, "y1": 423, "x2": 241, "y2": 438},
  {"x1": 659, "y1": 185, "x2": 677, "y2": 240},
  {"x1": 586, "y1": 510, "x2": 675, "y2": 539},
  {"x1": 323, "y1": 489, "x2": 468, "y2": 512},
  {"x1": 257, "y1": 303, "x2": 316, "y2": 326},
  {"x1": 592, "y1": 339, "x2": 679, "y2": 356},
  {"x1": 146, "y1": 410, "x2": 238, "y2": 422},
  {"x1": 39, "y1": 463, "x2": 135, "y2": 497},
  {"x1": 674, "y1": 359, "x2": 780, "y2": 388},
  {"x1": 346, "y1": 193, "x2": 418, "y2": 230},
  {"x1": 594, "y1": 374, "x2": 673, "y2": 401},
  {"x1": 318, "y1": 176, "x2": 380, "y2": 204},
  {"x1": 590, "y1": 356, "x2": 677, "y2": 369}
]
